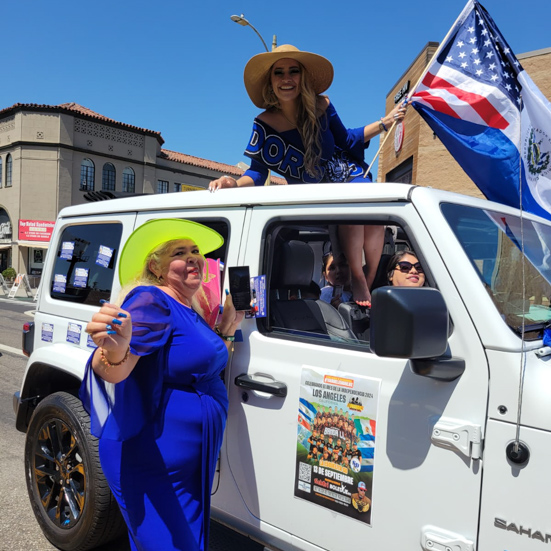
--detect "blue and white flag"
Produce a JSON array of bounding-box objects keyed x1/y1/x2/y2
[{"x1": 411, "y1": 0, "x2": 551, "y2": 219}]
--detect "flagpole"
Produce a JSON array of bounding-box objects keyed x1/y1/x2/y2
[
  {"x1": 364, "y1": 0, "x2": 475, "y2": 179},
  {"x1": 364, "y1": 122, "x2": 397, "y2": 178}
]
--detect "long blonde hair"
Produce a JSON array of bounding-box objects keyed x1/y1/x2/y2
[
  {"x1": 116, "y1": 239, "x2": 206, "y2": 318},
  {"x1": 261, "y1": 63, "x2": 324, "y2": 179}
]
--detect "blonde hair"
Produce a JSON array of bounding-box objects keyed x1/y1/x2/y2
[
  {"x1": 261, "y1": 63, "x2": 324, "y2": 179},
  {"x1": 116, "y1": 239, "x2": 206, "y2": 319}
]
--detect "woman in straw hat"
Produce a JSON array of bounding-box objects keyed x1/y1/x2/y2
[
  {"x1": 209, "y1": 45, "x2": 407, "y2": 305},
  {"x1": 80, "y1": 219, "x2": 244, "y2": 551}
]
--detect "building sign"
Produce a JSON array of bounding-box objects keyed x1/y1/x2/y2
[
  {"x1": 19, "y1": 220, "x2": 55, "y2": 242},
  {"x1": 394, "y1": 80, "x2": 410, "y2": 104},
  {"x1": 394, "y1": 122, "x2": 405, "y2": 153},
  {"x1": 180, "y1": 185, "x2": 203, "y2": 192}
]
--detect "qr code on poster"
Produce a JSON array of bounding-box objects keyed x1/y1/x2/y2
[{"x1": 298, "y1": 462, "x2": 312, "y2": 483}]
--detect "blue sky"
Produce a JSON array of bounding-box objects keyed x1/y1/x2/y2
[{"x1": 4, "y1": 0, "x2": 549, "y2": 176}]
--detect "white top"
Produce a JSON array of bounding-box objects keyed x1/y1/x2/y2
[{"x1": 320, "y1": 286, "x2": 353, "y2": 304}]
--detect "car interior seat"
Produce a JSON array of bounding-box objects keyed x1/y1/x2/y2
[{"x1": 270, "y1": 240, "x2": 357, "y2": 342}]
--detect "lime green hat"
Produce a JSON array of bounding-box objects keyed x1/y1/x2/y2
[{"x1": 118, "y1": 218, "x2": 224, "y2": 286}]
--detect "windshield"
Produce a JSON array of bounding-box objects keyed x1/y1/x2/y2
[{"x1": 441, "y1": 203, "x2": 551, "y2": 340}]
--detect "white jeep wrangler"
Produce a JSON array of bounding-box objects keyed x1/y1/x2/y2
[{"x1": 14, "y1": 183, "x2": 551, "y2": 551}]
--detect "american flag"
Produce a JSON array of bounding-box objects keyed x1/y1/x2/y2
[{"x1": 411, "y1": 0, "x2": 551, "y2": 219}]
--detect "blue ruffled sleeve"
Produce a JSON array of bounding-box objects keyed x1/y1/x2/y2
[
  {"x1": 326, "y1": 102, "x2": 369, "y2": 162},
  {"x1": 79, "y1": 286, "x2": 173, "y2": 441}
]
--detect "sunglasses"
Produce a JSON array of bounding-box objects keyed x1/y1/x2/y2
[{"x1": 396, "y1": 261, "x2": 424, "y2": 274}]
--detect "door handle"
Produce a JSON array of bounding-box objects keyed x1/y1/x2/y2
[{"x1": 234, "y1": 374, "x2": 287, "y2": 397}]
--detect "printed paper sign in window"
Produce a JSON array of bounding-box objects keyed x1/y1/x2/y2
[
  {"x1": 96, "y1": 245, "x2": 114, "y2": 268},
  {"x1": 60, "y1": 242, "x2": 75, "y2": 260},
  {"x1": 74, "y1": 268, "x2": 89, "y2": 289}
]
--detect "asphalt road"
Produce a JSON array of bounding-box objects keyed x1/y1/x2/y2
[
  {"x1": 0, "y1": 298, "x2": 64, "y2": 550},
  {"x1": 0, "y1": 298, "x2": 265, "y2": 551}
]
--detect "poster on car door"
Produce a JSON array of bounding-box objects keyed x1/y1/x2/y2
[{"x1": 294, "y1": 365, "x2": 380, "y2": 525}]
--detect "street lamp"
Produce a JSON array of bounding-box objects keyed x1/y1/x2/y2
[{"x1": 230, "y1": 14, "x2": 276, "y2": 52}]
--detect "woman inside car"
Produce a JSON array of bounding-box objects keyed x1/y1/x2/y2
[{"x1": 387, "y1": 250, "x2": 425, "y2": 287}]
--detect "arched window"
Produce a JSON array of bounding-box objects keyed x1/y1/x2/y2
[
  {"x1": 6, "y1": 154, "x2": 12, "y2": 187},
  {"x1": 122, "y1": 167, "x2": 135, "y2": 193},
  {"x1": 80, "y1": 159, "x2": 95, "y2": 191},
  {"x1": 0, "y1": 157, "x2": 3, "y2": 188},
  {"x1": 102, "y1": 163, "x2": 116, "y2": 191}
]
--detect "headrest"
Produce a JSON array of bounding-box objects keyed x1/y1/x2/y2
[{"x1": 273, "y1": 240, "x2": 314, "y2": 288}]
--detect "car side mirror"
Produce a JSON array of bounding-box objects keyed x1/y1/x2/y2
[{"x1": 370, "y1": 287, "x2": 449, "y2": 359}]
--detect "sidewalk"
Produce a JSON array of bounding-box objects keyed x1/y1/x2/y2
[
  {"x1": 1, "y1": 273, "x2": 40, "y2": 299},
  {"x1": 0, "y1": 295, "x2": 36, "y2": 303},
  {"x1": 0, "y1": 285, "x2": 38, "y2": 301}
]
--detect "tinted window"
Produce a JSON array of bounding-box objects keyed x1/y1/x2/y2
[
  {"x1": 6, "y1": 154, "x2": 12, "y2": 187},
  {"x1": 442, "y1": 202, "x2": 551, "y2": 339},
  {"x1": 102, "y1": 163, "x2": 116, "y2": 191},
  {"x1": 80, "y1": 159, "x2": 95, "y2": 191},
  {"x1": 50, "y1": 223, "x2": 122, "y2": 304},
  {"x1": 123, "y1": 167, "x2": 135, "y2": 193},
  {"x1": 261, "y1": 221, "x2": 423, "y2": 349}
]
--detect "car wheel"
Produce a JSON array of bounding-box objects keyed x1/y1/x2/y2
[{"x1": 24, "y1": 391, "x2": 126, "y2": 551}]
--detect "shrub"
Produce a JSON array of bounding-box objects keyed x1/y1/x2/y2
[{"x1": 2, "y1": 267, "x2": 17, "y2": 280}]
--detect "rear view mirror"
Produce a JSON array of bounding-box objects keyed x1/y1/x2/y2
[{"x1": 370, "y1": 287, "x2": 449, "y2": 359}]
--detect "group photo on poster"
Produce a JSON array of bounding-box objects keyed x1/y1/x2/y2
[{"x1": 295, "y1": 366, "x2": 380, "y2": 525}]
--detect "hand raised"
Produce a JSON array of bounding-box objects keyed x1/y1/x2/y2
[{"x1": 86, "y1": 301, "x2": 132, "y2": 353}]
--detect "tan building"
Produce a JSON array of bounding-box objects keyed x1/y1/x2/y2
[
  {"x1": 378, "y1": 44, "x2": 551, "y2": 197},
  {"x1": 0, "y1": 102, "x2": 284, "y2": 279}
]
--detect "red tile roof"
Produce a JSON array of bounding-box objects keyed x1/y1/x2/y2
[
  {"x1": 160, "y1": 149, "x2": 287, "y2": 185},
  {"x1": 0, "y1": 102, "x2": 164, "y2": 143}
]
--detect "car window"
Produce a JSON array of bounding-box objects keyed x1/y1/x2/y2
[
  {"x1": 50, "y1": 223, "x2": 123, "y2": 305},
  {"x1": 260, "y1": 220, "x2": 423, "y2": 349},
  {"x1": 49, "y1": 218, "x2": 229, "y2": 309},
  {"x1": 442, "y1": 202, "x2": 551, "y2": 339},
  {"x1": 183, "y1": 218, "x2": 229, "y2": 328}
]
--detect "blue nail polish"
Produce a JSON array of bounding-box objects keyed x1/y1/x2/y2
[
  {"x1": 225, "y1": 289, "x2": 229, "y2": 295},
  {"x1": 112, "y1": 318, "x2": 122, "y2": 326},
  {"x1": 106, "y1": 324, "x2": 112, "y2": 330},
  {"x1": 100, "y1": 299, "x2": 107, "y2": 304},
  {"x1": 107, "y1": 330, "x2": 116, "y2": 335},
  {"x1": 117, "y1": 312, "x2": 128, "y2": 318}
]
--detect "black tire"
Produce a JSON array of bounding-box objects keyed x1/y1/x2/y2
[{"x1": 24, "y1": 391, "x2": 127, "y2": 551}]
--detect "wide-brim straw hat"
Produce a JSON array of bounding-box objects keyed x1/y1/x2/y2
[
  {"x1": 118, "y1": 218, "x2": 224, "y2": 286},
  {"x1": 244, "y1": 44, "x2": 334, "y2": 109}
]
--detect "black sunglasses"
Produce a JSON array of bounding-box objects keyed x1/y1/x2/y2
[{"x1": 396, "y1": 261, "x2": 424, "y2": 274}]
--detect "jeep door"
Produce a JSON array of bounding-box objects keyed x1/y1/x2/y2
[{"x1": 223, "y1": 202, "x2": 489, "y2": 550}]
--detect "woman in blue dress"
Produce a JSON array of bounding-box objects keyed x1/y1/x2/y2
[
  {"x1": 208, "y1": 44, "x2": 408, "y2": 305},
  {"x1": 80, "y1": 219, "x2": 244, "y2": 551}
]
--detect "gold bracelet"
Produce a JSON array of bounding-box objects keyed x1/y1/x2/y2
[{"x1": 99, "y1": 346, "x2": 130, "y2": 370}]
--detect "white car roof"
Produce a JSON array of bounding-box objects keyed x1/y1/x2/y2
[{"x1": 58, "y1": 182, "x2": 531, "y2": 220}]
